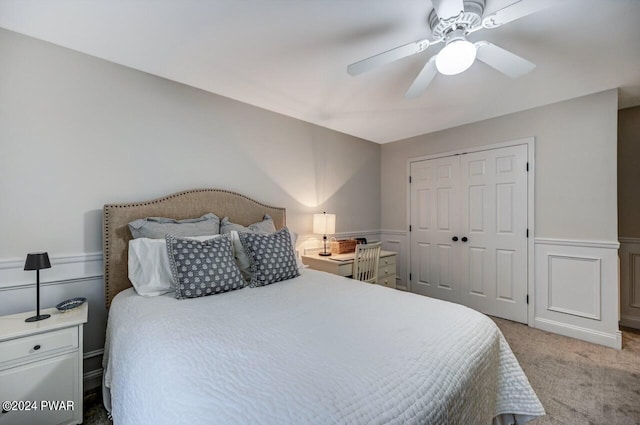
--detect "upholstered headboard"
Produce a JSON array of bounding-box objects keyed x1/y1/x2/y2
[{"x1": 103, "y1": 189, "x2": 286, "y2": 308}]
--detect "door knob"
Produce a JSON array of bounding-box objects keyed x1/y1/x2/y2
[
  {"x1": 452, "y1": 236, "x2": 459, "y2": 242},
  {"x1": 461, "y1": 237, "x2": 468, "y2": 242}
]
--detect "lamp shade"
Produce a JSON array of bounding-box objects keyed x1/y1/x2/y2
[
  {"x1": 313, "y1": 213, "x2": 336, "y2": 235},
  {"x1": 24, "y1": 252, "x2": 51, "y2": 271}
]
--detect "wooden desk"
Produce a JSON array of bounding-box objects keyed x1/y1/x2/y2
[{"x1": 301, "y1": 251, "x2": 397, "y2": 289}]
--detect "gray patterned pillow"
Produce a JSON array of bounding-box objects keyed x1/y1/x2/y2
[
  {"x1": 165, "y1": 233, "x2": 245, "y2": 299},
  {"x1": 238, "y1": 227, "x2": 300, "y2": 287}
]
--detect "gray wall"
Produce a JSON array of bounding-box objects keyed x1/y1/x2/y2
[
  {"x1": 0, "y1": 28, "x2": 380, "y2": 260},
  {"x1": 381, "y1": 89, "x2": 619, "y2": 242},
  {"x1": 0, "y1": 28, "x2": 380, "y2": 385},
  {"x1": 618, "y1": 105, "x2": 640, "y2": 238}
]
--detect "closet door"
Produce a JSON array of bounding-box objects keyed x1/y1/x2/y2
[
  {"x1": 460, "y1": 144, "x2": 528, "y2": 323},
  {"x1": 410, "y1": 156, "x2": 461, "y2": 304},
  {"x1": 409, "y1": 144, "x2": 529, "y2": 324}
]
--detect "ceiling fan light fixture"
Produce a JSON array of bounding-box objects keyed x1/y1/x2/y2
[{"x1": 435, "y1": 38, "x2": 477, "y2": 75}]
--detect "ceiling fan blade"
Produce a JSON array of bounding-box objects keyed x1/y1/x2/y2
[
  {"x1": 405, "y1": 56, "x2": 438, "y2": 99},
  {"x1": 482, "y1": 0, "x2": 558, "y2": 28},
  {"x1": 432, "y1": 0, "x2": 465, "y2": 21},
  {"x1": 347, "y1": 39, "x2": 431, "y2": 76},
  {"x1": 475, "y1": 41, "x2": 535, "y2": 79}
]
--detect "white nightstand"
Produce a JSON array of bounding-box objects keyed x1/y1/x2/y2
[{"x1": 0, "y1": 303, "x2": 88, "y2": 425}]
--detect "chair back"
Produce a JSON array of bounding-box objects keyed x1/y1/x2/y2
[{"x1": 352, "y1": 242, "x2": 382, "y2": 283}]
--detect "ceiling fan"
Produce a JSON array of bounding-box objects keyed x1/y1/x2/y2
[{"x1": 347, "y1": 0, "x2": 559, "y2": 98}]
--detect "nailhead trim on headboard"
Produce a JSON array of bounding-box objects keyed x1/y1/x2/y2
[{"x1": 103, "y1": 188, "x2": 286, "y2": 308}]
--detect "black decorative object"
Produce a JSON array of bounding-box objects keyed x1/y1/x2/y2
[
  {"x1": 24, "y1": 252, "x2": 51, "y2": 322},
  {"x1": 56, "y1": 297, "x2": 87, "y2": 312}
]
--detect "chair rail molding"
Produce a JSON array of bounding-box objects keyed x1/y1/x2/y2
[
  {"x1": 618, "y1": 237, "x2": 640, "y2": 329},
  {"x1": 535, "y1": 237, "x2": 620, "y2": 250},
  {"x1": 0, "y1": 252, "x2": 103, "y2": 289},
  {"x1": 534, "y1": 237, "x2": 621, "y2": 349}
]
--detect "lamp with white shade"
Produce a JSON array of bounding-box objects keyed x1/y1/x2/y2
[{"x1": 313, "y1": 212, "x2": 336, "y2": 257}]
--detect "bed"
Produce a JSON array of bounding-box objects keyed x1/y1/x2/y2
[{"x1": 102, "y1": 189, "x2": 544, "y2": 425}]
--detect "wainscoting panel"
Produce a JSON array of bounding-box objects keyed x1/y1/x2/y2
[
  {"x1": 0, "y1": 254, "x2": 107, "y2": 392},
  {"x1": 547, "y1": 255, "x2": 601, "y2": 320},
  {"x1": 534, "y1": 238, "x2": 621, "y2": 349},
  {"x1": 619, "y1": 237, "x2": 640, "y2": 329}
]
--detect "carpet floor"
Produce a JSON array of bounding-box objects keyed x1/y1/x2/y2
[
  {"x1": 492, "y1": 318, "x2": 640, "y2": 425},
  {"x1": 84, "y1": 319, "x2": 640, "y2": 425}
]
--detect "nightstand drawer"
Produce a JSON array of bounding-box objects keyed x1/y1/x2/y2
[{"x1": 0, "y1": 327, "x2": 78, "y2": 365}]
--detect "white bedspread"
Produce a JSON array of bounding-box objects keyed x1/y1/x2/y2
[{"x1": 103, "y1": 269, "x2": 544, "y2": 425}]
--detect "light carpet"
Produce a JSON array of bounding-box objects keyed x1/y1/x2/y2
[{"x1": 492, "y1": 318, "x2": 640, "y2": 425}]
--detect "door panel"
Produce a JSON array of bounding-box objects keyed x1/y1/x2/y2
[
  {"x1": 460, "y1": 144, "x2": 528, "y2": 323},
  {"x1": 416, "y1": 189, "x2": 431, "y2": 229},
  {"x1": 496, "y1": 183, "x2": 515, "y2": 234},
  {"x1": 496, "y1": 249, "x2": 515, "y2": 300},
  {"x1": 469, "y1": 247, "x2": 486, "y2": 295},
  {"x1": 410, "y1": 157, "x2": 461, "y2": 303},
  {"x1": 437, "y1": 188, "x2": 451, "y2": 230}
]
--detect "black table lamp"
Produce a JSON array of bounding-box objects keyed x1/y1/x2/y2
[{"x1": 24, "y1": 252, "x2": 51, "y2": 322}]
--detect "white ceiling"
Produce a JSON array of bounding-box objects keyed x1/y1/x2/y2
[{"x1": 1, "y1": 0, "x2": 639, "y2": 143}]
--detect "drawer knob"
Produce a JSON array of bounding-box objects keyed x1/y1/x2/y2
[{"x1": 33, "y1": 344, "x2": 41, "y2": 351}]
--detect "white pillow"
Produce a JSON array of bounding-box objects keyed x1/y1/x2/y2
[
  {"x1": 229, "y1": 229, "x2": 305, "y2": 283},
  {"x1": 289, "y1": 230, "x2": 307, "y2": 269},
  {"x1": 128, "y1": 234, "x2": 222, "y2": 297}
]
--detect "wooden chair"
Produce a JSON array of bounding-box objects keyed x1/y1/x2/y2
[{"x1": 352, "y1": 242, "x2": 382, "y2": 283}]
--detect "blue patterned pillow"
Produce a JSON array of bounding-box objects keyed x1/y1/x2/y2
[
  {"x1": 238, "y1": 227, "x2": 300, "y2": 287},
  {"x1": 165, "y1": 233, "x2": 245, "y2": 299}
]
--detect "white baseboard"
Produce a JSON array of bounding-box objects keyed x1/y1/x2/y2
[{"x1": 534, "y1": 317, "x2": 622, "y2": 349}]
